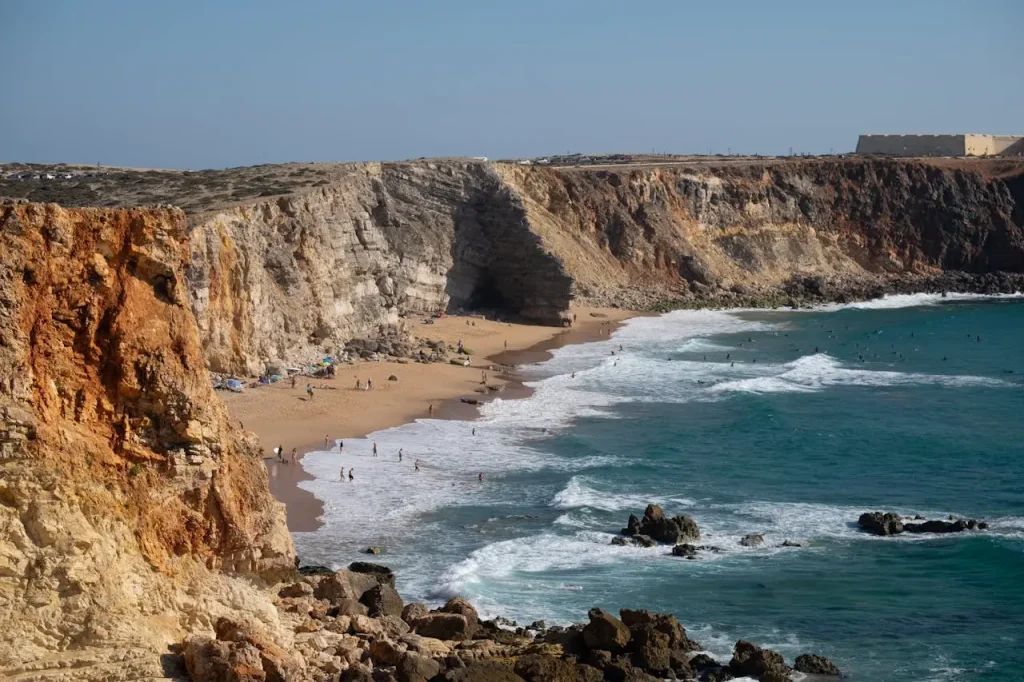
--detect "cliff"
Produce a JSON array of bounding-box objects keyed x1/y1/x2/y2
[
  {"x1": 181, "y1": 158, "x2": 1024, "y2": 374},
  {"x1": 0, "y1": 203, "x2": 294, "y2": 681}
]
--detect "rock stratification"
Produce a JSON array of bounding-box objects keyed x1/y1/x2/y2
[
  {"x1": 0, "y1": 202, "x2": 294, "y2": 681},
  {"x1": 185, "y1": 158, "x2": 1024, "y2": 374},
  {"x1": 187, "y1": 162, "x2": 573, "y2": 375}
]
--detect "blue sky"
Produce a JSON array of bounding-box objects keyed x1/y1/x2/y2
[{"x1": 2, "y1": 0, "x2": 1021, "y2": 168}]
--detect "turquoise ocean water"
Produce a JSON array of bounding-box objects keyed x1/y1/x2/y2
[{"x1": 296, "y1": 295, "x2": 1024, "y2": 681}]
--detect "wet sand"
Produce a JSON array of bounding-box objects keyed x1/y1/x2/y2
[{"x1": 223, "y1": 307, "x2": 635, "y2": 532}]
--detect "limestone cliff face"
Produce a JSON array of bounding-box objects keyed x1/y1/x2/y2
[
  {"x1": 0, "y1": 203, "x2": 294, "y2": 680},
  {"x1": 186, "y1": 159, "x2": 1024, "y2": 374},
  {"x1": 496, "y1": 159, "x2": 1024, "y2": 306},
  {"x1": 187, "y1": 162, "x2": 572, "y2": 375}
]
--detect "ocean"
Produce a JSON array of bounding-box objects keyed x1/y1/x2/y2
[{"x1": 295, "y1": 294, "x2": 1024, "y2": 682}]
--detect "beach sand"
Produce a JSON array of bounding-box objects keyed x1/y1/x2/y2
[{"x1": 221, "y1": 306, "x2": 636, "y2": 531}]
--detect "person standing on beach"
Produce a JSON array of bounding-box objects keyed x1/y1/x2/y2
[
  {"x1": 291, "y1": 448, "x2": 297, "y2": 464},
  {"x1": 428, "y1": 404, "x2": 434, "y2": 417},
  {"x1": 340, "y1": 464, "x2": 346, "y2": 481},
  {"x1": 372, "y1": 442, "x2": 378, "y2": 457},
  {"x1": 398, "y1": 449, "x2": 403, "y2": 462},
  {"x1": 306, "y1": 384, "x2": 314, "y2": 401},
  {"x1": 367, "y1": 379, "x2": 373, "y2": 390},
  {"x1": 324, "y1": 435, "x2": 329, "y2": 448},
  {"x1": 348, "y1": 468, "x2": 354, "y2": 481},
  {"x1": 481, "y1": 371, "x2": 487, "y2": 384},
  {"x1": 291, "y1": 375, "x2": 296, "y2": 389}
]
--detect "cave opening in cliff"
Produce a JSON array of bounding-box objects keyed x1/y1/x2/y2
[{"x1": 467, "y1": 270, "x2": 512, "y2": 313}]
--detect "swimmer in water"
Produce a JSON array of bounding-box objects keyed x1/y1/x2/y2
[
  {"x1": 478, "y1": 472, "x2": 484, "y2": 482},
  {"x1": 348, "y1": 468, "x2": 354, "y2": 482},
  {"x1": 399, "y1": 449, "x2": 403, "y2": 462}
]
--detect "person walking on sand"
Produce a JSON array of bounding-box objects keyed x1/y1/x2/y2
[
  {"x1": 276, "y1": 445, "x2": 284, "y2": 463},
  {"x1": 372, "y1": 442, "x2": 378, "y2": 457},
  {"x1": 428, "y1": 404, "x2": 434, "y2": 417},
  {"x1": 324, "y1": 435, "x2": 330, "y2": 448},
  {"x1": 306, "y1": 384, "x2": 314, "y2": 401},
  {"x1": 291, "y1": 448, "x2": 297, "y2": 464},
  {"x1": 355, "y1": 378, "x2": 361, "y2": 390},
  {"x1": 291, "y1": 375, "x2": 296, "y2": 389},
  {"x1": 340, "y1": 464, "x2": 346, "y2": 481},
  {"x1": 481, "y1": 371, "x2": 487, "y2": 384},
  {"x1": 339, "y1": 439, "x2": 344, "y2": 452},
  {"x1": 367, "y1": 379, "x2": 373, "y2": 390}
]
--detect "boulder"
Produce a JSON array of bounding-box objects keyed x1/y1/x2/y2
[
  {"x1": 277, "y1": 581, "x2": 313, "y2": 599},
  {"x1": 857, "y1": 512, "x2": 904, "y2": 536},
  {"x1": 513, "y1": 654, "x2": 582, "y2": 682},
  {"x1": 402, "y1": 602, "x2": 430, "y2": 624},
  {"x1": 904, "y1": 518, "x2": 971, "y2": 533},
  {"x1": 439, "y1": 596, "x2": 480, "y2": 630},
  {"x1": 628, "y1": 627, "x2": 671, "y2": 673},
  {"x1": 315, "y1": 570, "x2": 382, "y2": 602},
  {"x1": 388, "y1": 375, "x2": 399, "y2": 381},
  {"x1": 214, "y1": 618, "x2": 301, "y2": 682},
  {"x1": 582, "y1": 608, "x2": 631, "y2": 652},
  {"x1": 360, "y1": 583, "x2": 405, "y2": 618},
  {"x1": 330, "y1": 598, "x2": 370, "y2": 617},
  {"x1": 780, "y1": 540, "x2": 803, "y2": 548},
  {"x1": 441, "y1": 661, "x2": 525, "y2": 682},
  {"x1": 542, "y1": 624, "x2": 587, "y2": 656},
  {"x1": 671, "y1": 543, "x2": 698, "y2": 559},
  {"x1": 348, "y1": 561, "x2": 397, "y2": 586},
  {"x1": 369, "y1": 637, "x2": 407, "y2": 666},
  {"x1": 351, "y1": 614, "x2": 385, "y2": 636},
  {"x1": 379, "y1": 615, "x2": 412, "y2": 639},
  {"x1": 183, "y1": 636, "x2": 266, "y2": 682},
  {"x1": 396, "y1": 651, "x2": 441, "y2": 682},
  {"x1": 620, "y1": 609, "x2": 700, "y2": 653},
  {"x1": 365, "y1": 546, "x2": 383, "y2": 555},
  {"x1": 401, "y1": 633, "x2": 453, "y2": 659},
  {"x1": 794, "y1": 653, "x2": 842, "y2": 676},
  {"x1": 621, "y1": 514, "x2": 642, "y2": 536},
  {"x1": 413, "y1": 612, "x2": 475, "y2": 641},
  {"x1": 730, "y1": 640, "x2": 789, "y2": 680},
  {"x1": 739, "y1": 534, "x2": 764, "y2": 548}
]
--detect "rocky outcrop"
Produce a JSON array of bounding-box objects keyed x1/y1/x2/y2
[
  {"x1": 858, "y1": 511, "x2": 987, "y2": 536},
  {"x1": 184, "y1": 158, "x2": 1024, "y2": 374},
  {"x1": 622, "y1": 504, "x2": 701, "y2": 544},
  {"x1": 187, "y1": 162, "x2": 573, "y2": 374},
  {"x1": 0, "y1": 202, "x2": 294, "y2": 680}
]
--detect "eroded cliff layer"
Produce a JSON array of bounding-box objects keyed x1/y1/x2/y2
[
  {"x1": 0, "y1": 203, "x2": 294, "y2": 680},
  {"x1": 185, "y1": 158, "x2": 1024, "y2": 374},
  {"x1": 187, "y1": 162, "x2": 573, "y2": 375}
]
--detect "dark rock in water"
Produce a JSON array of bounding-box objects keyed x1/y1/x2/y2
[
  {"x1": 610, "y1": 536, "x2": 629, "y2": 546},
  {"x1": 730, "y1": 639, "x2": 790, "y2": 680},
  {"x1": 348, "y1": 561, "x2": 396, "y2": 585},
  {"x1": 857, "y1": 511, "x2": 904, "y2": 536},
  {"x1": 622, "y1": 504, "x2": 701, "y2": 544},
  {"x1": 689, "y1": 653, "x2": 720, "y2": 671},
  {"x1": 621, "y1": 514, "x2": 642, "y2": 536},
  {"x1": 360, "y1": 583, "x2": 404, "y2": 618},
  {"x1": 781, "y1": 540, "x2": 803, "y2": 548},
  {"x1": 794, "y1": 653, "x2": 842, "y2": 676},
  {"x1": 297, "y1": 564, "x2": 334, "y2": 576},
  {"x1": 364, "y1": 546, "x2": 383, "y2": 555},
  {"x1": 671, "y1": 543, "x2": 699, "y2": 559},
  {"x1": 460, "y1": 397, "x2": 480, "y2": 405},
  {"x1": 582, "y1": 608, "x2": 631, "y2": 652},
  {"x1": 631, "y1": 534, "x2": 657, "y2": 548},
  {"x1": 739, "y1": 533, "x2": 764, "y2": 547},
  {"x1": 978, "y1": 521, "x2": 989, "y2": 530},
  {"x1": 905, "y1": 518, "x2": 972, "y2": 533}
]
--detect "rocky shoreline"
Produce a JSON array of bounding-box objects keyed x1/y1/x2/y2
[{"x1": 182, "y1": 562, "x2": 843, "y2": 682}]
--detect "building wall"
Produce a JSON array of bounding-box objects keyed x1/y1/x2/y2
[{"x1": 857, "y1": 134, "x2": 1024, "y2": 157}]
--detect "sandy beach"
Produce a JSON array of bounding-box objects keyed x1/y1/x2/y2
[{"x1": 220, "y1": 306, "x2": 636, "y2": 531}]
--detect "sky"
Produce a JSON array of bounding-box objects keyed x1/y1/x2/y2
[{"x1": 1, "y1": 0, "x2": 1021, "y2": 169}]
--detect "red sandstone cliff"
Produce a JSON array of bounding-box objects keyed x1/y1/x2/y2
[{"x1": 0, "y1": 203, "x2": 294, "y2": 680}]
